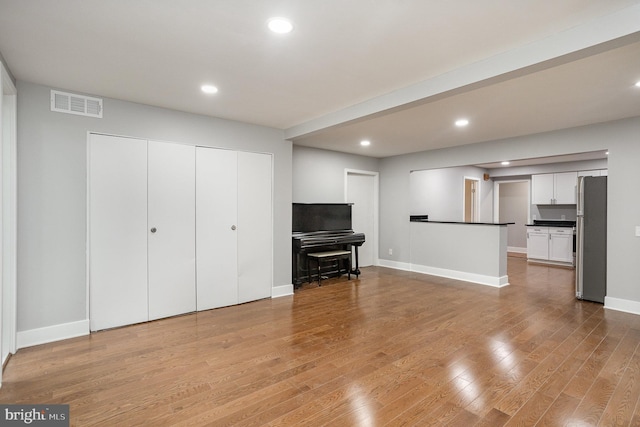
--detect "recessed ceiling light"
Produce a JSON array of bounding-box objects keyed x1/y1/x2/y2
[
  {"x1": 501, "y1": 161, "x2": 510, "y2": 166},
  {"x1": 268, "y1": 17, "x2": 293, "y2": 34},
  {"x1": 201, "y1": 84, "x2": 218, "y2": 95},
  {"x1": 360, "y1": 140, "x2": 371, "y2": 146},
  {"x1": 635, "y1": 81, "x2": 640, "y2": 88},
  {"x1": 455, "y1": 119, "x2": 469, "y2": 127}
]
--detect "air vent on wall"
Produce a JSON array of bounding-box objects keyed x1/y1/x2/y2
[{"x1": 50, "y1": 90, "x2": 103, "y2": 118}]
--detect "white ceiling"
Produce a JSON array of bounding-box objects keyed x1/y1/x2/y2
[{"x1": 1, "y1": 1, "x2": 639, "y2": 158}]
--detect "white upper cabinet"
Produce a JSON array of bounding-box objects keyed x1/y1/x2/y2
[
  {"x1": 554, "y1": 172, "x2": 578, "y2": 204},
  {"x1": 531, "y1": 174, "x2": 554, "y2": 205},
  {"x1": 531, "y1": 172, "x2": 577, "y2": 204},
  {"x1": 578, "y1": 169, "x2": 608, "y2": 177}
]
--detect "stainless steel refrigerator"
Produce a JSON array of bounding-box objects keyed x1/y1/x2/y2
[{"x1": 575, "y1": 175, "x2": 607, "y2": 303}]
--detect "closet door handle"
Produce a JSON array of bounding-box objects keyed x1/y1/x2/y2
[
  {"x1": 231, "y1": 225, "x2": 237, "y2": 231},
  {"x1": 150, "y1": 227, "x2": 157, "y2": 233}
]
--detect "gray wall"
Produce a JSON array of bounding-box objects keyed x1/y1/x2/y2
[
  {"x1": 379, "y1": 117, "x2": 640, "y2": 305},
  {"x1": 17, "y1": 81, "x2": 292, "y2": 332},
  {"x1": 292, "y1": 145, "x2": 379, "y2": 202},
  {"x1": 499, "y1": 182, "x2": 529, "y2": 249},
  {"x1": 410, "y1": 166, "x2": 493, "y2": 222}
]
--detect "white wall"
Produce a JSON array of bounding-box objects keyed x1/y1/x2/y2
[
  {"x1": 379, "y1": 117, "x2": 640, "y2": 312},
  {"x1": 16, "y1": 81, "x2": 292, "y2": 336}
]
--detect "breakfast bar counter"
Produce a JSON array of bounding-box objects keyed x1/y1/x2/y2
[{"x1": 409, "y1": 219, "x2": 513, "y2": 287}]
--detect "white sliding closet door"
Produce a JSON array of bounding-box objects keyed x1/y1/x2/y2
[
  {"x1": 148, "y1": 141, "x2": 196, "y2": 320},
  {"x1": 89, "y1": 134, "x2": 148, "y2": 331},
  {"x1": 237, "y1": 151, "x2": 272, "y2": 303},
  {"x1": 196, "y1": 147, "x2": 238, "y2": 310}
]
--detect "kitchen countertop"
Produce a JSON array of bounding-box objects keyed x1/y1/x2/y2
[
  {"x1": 411, "y1": 219, "x2": 514, "y2": 226},
  {"x1": 526, "y1": 220, "x2": 576, "y2": 228}
]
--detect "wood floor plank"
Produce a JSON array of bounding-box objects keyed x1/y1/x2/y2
[{"x1": 2, "y1": 257, "x2": 640, "y2": 425}]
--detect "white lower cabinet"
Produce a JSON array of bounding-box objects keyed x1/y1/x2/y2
[
  {"x1": 527, "y1": 228, "x2": 549, "y2": 260},
  {"x1": 89, "y1": 134, "x2": 272, "y2": 331},
  {"x1": 549, "y1": 229, "x2": 574, "y2": 263},
  {"x1": 527, "y1": 226, "x2": 574, "y2": 266}
]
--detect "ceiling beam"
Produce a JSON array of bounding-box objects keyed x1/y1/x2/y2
[{"x1": 284, "y1": 3, "x2": 640, "y2": 141}]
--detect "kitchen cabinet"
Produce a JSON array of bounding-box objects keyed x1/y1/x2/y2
[
  {"x1": 527, "y1": 227, "x2": 549, "y2": 260},
  {"x1": 527, "y1": 226, "x2": 574, "y2": 266},
  {"x1": 549, "y1": 228, "x2": 574, "y2": 263},
  {"x1": 531, "y1": 172, "x2": 577, "y2": 204},
  {"x1": 578, "y1": 169, "x2": 608, "y2": 177}
]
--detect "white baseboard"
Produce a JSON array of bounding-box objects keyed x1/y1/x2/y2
[
  {"x1": 410, "y1": 264, "x2": 509, "y2": 288},
  {"x1": 507, "y1": 246, "x2": 527, "y2": 254},
  {"x1": 272, "y1": 284, "x2": 294, "y2": 298},
  {"x1": 17, "y1": 319, "x2": 90, "y2": 349},
  {"x1": 604, "y1": 296, "x2": 640, "y2": 316},
  {"x1": 377, "y1": 258, "x2": 412, "y2": 271},
  {"x1": 377, "y1": 259, "x2": 509, "y2": 288}
]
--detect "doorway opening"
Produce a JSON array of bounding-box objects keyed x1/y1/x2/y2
[
  {"x1": 345, "y1": 169, "x2": 378, "y2": 267},
  {"x1": 463, "y1": 177, "x2": 480, "y2": 222},
  {"x1": 494, "y1": 180, "x2": 531, "y2": 255}
]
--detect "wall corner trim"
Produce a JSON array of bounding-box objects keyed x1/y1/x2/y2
[
  {"x1": 16, "y1": 320, "x2": 90, "y2": 349},
  {"x1": 604, "y1": 296, "x2": 640, "y2": 316},
  {"x1": 272, "y1": 284, "x2": 294, "y2": 298}
]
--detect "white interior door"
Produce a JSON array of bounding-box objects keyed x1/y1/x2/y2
[
  {"x1": 196, "y1": 147, "x2": 238, "y2": 310},
  {"x1": 237, "y1": 151, "x2": 272, "y2": 303},
  {"x1": 148, "y1": 141, "x2": 196, "y2": 320},
  {"x1": 89, "y1": 134, "x2": 148, "y2": 331},
  {"x1": 346, "y1": 171, "x2": 377, "y2": 267}
]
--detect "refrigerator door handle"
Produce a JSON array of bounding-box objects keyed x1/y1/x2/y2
[
  {"x1": 575, "y1": 216, "x2": 584, "y2": 299},
  {"x1": 576, "y1": 176, "x2": 585, "y2": 216}
]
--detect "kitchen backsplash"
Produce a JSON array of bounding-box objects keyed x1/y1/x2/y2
[{"x1": 531, "y1": 205, "x2": 577, "y2": 221}]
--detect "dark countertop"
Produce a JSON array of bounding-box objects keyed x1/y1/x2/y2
[
  {"x1": 410, "y1": 219, "x2": 514, "y2": 226},
  {"x1": 526, "y1": 220, "x2": 576, "y2": 228}
]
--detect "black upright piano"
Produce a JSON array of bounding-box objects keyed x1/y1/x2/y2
[{"x1": 292, "y1": 203, "x2": 365, "y2": 286}]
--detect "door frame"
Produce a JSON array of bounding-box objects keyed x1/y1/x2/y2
[
  {"x1": 344, "y1": 169, "x2": 379, "y2": 266},
  {"x1": 493, "y1": 179, "x2": 532, "y2": 254},
  {"x1": 1, "y1": 63, "x2": 18, "y2": 378},
  {"x1": 493, "y1": 179, "x2": 532, "y2": 223},
  {"x1": 463, "y1": 176, "x2": 480, "y2": 222}
]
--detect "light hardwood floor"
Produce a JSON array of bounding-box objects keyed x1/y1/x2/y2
[{"x1": 2, "y1": 257, "x2": 640, "y2": 426}]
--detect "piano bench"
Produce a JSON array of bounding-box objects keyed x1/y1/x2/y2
[{"x1": 307, "y1": 250, "x2": 352, "y2": 285}]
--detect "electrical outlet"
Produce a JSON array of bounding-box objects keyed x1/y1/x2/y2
[
  {"x1": 561, "y1": 215, "x2": 566, "y2": 220},
  {"x1": 388, "y1": 248, "x2": 393, "y2": 255}
]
